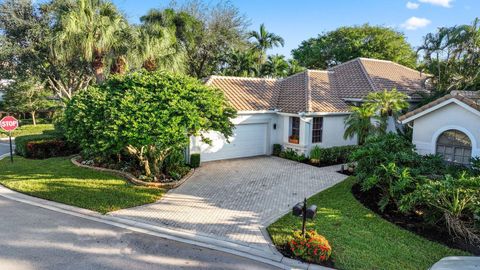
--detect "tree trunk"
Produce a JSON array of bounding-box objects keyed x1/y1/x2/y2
[
  {"x1": 126, "y1": 145, "x2": 152, "y2": 177},
  {"x1": 93, "y1": 48, "x2": 105, "y2": 83},
  {"x1": 31, "y1": 111, "x2": 36, "y2": 126},
  {"x1": 111, "y1": 56, "x2": 127, "y2": 75}
]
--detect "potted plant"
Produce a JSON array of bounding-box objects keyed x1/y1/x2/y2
[{"x1": 289, "y1": 135, "x2": 299, "y2": 144}]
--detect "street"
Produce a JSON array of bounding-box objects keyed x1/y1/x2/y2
[
  {"x1": 0, "y1": 141, "x2": 11, "y2": 156},
  {"x1": 0, "y1": 196, "x2": 278, "y2": 270}
]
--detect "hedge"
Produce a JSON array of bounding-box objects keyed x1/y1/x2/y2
[
  {"x1": 15, "y1": 133, "x2": 79, "y2": 159},
  {"x1": 309, "y1": 145, "x2": 358, "y2": 166}
]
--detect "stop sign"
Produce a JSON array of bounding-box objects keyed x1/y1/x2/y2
[{"x1": 0, "y1": 116, "x2": 19, "y2": 132}]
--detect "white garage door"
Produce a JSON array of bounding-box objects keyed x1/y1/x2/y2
[{"x1": 200, "y1": 123, "x2": 268, "y2": 162}]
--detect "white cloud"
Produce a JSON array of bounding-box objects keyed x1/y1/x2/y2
[
  {"x1": 401, "y1": 17, "x2": 431, "y2": 30},
  {"x1": 406, "y1": 2, "x2": 420, "y2": 9},
  {"x1": 418, "y1": 0, "x2": 453, "y2": 8}
]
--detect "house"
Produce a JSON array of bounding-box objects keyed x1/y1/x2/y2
[
  {"x1": 399, "y1": 90, "x2": 480, "y2": 165},
  {"x1": 190, "y1": 57, "x2": 430, "y2": 162}
]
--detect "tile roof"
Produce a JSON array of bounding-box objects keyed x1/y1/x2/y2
[
  {"x1": 398, "y1": 91, "x2": 480, "y2": 122},
  {"x1": 206, "y1": 58, "x2": 431, "y2": 114},
  {"x1": 205, "y1": 76, "x2": 279, "y2": 111}
]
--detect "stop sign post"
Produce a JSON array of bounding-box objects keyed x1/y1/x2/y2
[{"x1": 0, "y1": 116, "x2": 19, "y2": 162}]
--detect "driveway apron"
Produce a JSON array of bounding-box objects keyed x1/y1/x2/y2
[{"x1": 110, "y1": 156, "x2": 348, "y2": 253}]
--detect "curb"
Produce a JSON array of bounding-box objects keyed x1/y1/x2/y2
[
  {"x1": 0, "y1": 155, "x2": 333, "y2": 270},
  {"x1": 71, "y1": 155, "x2": 195, "y2": 189}
]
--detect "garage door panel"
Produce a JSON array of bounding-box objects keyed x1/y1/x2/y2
[{"x1": 200, "y1": 124, "x2": 268, "y2": 162}]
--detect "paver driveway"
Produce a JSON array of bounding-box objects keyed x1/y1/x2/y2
[{"x1": 111, "y1": 156, "x2": 347, "y2": 253}]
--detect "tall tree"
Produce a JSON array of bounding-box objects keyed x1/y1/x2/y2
[
  {"x1": 172, "y1": 0, "x2": 250, "y2": 78},
  {"x1": 220, "y1": 49, "x2": 259, "y2": 77},
  {"x1": 0, "y1": 0, "x2": 92, "y2": 100},
  {"x1": 248, "y1": 23, "x2": 284, "y2": 63},
  {"x1": 418, "y1": 18, "x2": 480, "y2": 92},
  {"x1": 3, "y1": 78, "x2": 56, "y2": 125},
  {"x1": 292, "y1": 24, "x2": 417, "y2": 69},
  {"x1": 261, "y1": 54, "x2": 289, "y2": 78},
  {"x1": 56, "y1": 0, "x2": 127, "y2": 83}
]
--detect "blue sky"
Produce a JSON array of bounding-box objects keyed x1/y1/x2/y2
[{"x1": 113, "y1": 0, "x2": 478, "y2": 58}]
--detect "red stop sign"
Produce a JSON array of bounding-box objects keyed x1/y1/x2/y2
[{"x1": 0, "y1": 116, "x2": 19, "y2": 132}]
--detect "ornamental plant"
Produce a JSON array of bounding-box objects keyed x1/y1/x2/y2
[
  {"x1": 288, "y1": 230, "x2": 332, "y2": 264},
  {"x1": 62, "y1": 70, "x2": 236, "y2": 178}
]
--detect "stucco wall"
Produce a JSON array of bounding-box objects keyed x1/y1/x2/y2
[
  {"x1": 307, "y1": 115, "x2": 357, "y2": 153},
  {"x1": 411, "y1": 102, "x2": 480, "y2": 158}
]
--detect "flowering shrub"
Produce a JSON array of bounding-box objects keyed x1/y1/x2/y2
[{"x1": 288, "y1": 230, "x2": 332, "y2": 263}]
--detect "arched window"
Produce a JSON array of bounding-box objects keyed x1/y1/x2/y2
[{"x1": 436, "y1": 130, "x2": 472, "y2": 165}]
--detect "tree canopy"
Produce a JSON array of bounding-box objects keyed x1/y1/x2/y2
[
  {"x1": 62, "y1": 70, "x2": 236, "y2": 177},
  {"x1": 418, "y1": 17, "x2": 480, "y2": 92},
  {"x1": 292, "y1": 25, "x2": 417, "y2": 69}
]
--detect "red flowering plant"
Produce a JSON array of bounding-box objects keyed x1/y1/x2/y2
[{"x1": 288, "y1": 230, "x2": 332, "y2": 264}]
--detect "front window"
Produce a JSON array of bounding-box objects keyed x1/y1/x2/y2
[
  {"x1": 436, "y1": 130, "x2": 472, "y2": 165},
  {"x1": 289, "y1": 117, "x2": 300, "y2": 144},
  {"x1": 312, "y1": 117, "x2": 323, "y2": 143}
]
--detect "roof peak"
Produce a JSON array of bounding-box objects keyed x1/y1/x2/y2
[{"x1": 207, "y1": 75, "x2": 279, "y2": 81}]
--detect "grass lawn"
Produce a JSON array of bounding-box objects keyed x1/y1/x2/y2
[
  {"x1": 0, "y1": 124, "x2": 54, "y2": 138},
  {"x1": 267, "y1": 177, "x2": 470, "y2": 270},
  {"x1": 0, "y1": 156, "x2": 165, "y2": 213}
]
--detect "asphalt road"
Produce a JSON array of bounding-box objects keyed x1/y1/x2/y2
[
  {"x1": 0, "y1": 141, "x2": 12, "y2": 156},
  {"x1": 0, "y1": 196, "x2": 279, "y2": 270}
]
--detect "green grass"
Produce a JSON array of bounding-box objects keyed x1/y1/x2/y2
[
  {"x1": 0, "y1": 156, "x2": 165, "y2": 213},
  {"x1": 267, "y1": 177, "x2": 470, "y2": 270},
  {"x1": 0, "y1": 124, "x2": 54, "y2": 138}
]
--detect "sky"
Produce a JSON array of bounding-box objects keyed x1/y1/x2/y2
[{"x1": 112, "y1": 0, "x2": 478, "y2": 58}]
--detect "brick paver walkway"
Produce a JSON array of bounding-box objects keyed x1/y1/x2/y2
[{"x1": 110, "y1": 156, "x2": 347, "y2": 252}]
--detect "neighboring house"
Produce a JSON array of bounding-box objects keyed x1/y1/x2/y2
[
  {"x1": 399, "y1": 91, "x2": 480, "y2": 165},
  {"x1": 190, "y1": 57, "x2": 430, "y2": 162}
]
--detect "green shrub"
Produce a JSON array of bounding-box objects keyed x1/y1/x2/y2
[
  {"x1": 15, "y1": 134, "x2": 78, "y2": 159},
  {"x1": 190, "y1": 153, "x2": 201, "y2": 168},
  {"x1": 272, "y1": 144, "x2": 282, "y2": 156},
  {"x1": 350, "y1": 133, "x2": 422, "y2": 210},
  {"x1": 280, "y1": 149, "x2": 307, "y2": 162},
  {"x1": 309, "y1": 145, "x2": 358, "y2": 166},
  {"x1": 471, "y1": 157, "x2": 480, "y2": 176},
  {"x1": 62, "y1": 70, "x2": 236, "y2": 178},
  {"x1": 400, "y1": 174, "x2": 480, "y2": 243}
]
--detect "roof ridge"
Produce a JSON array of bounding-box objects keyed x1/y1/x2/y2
[
  {"x1": 327, "y1": 57, "x2": 362, "y2": 70},
  {"x1": 208, "y1": 75, "x2": 279, "y2": 81},
  {"x1": 307, "y1": 69, "x2": 333, "y2": 73},
  {"x1": 357, "y1": 58, "x2": 378, "y2": 92},
  {"x1": 306, "y1": 70, "x2": 312, "y2": 113}
]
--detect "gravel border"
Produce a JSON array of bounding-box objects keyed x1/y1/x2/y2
[{"x1": 71, "y1": 155, "x2": 194, "y2": 189}]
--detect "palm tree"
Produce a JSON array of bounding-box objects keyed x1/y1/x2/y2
[
  {"x1": 344, "y1": 105, "x2": 378, "y2": 145},
  {"x1": 364, "y1": 89, "x2": 409, "y2": 133},
  {"x1": 248, "y1": 23, "x2": 284, "y2": 63},
  {"x1": 136, "y1": 9, "x2": 187, "y2": 73},
  {"x1": 57, "y1": 0, "x2": 126, "y2": 83},
  {"x1": 222, "y1": 49, "x2": 259, "y2": 77},
  {"x1": 261, "y1": 54, "x2": 289, "y2": 78}
]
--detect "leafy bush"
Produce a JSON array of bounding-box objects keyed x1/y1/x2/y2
[
  {"x1": 62, "y1": 70, "x2": 236, "y2": 178},
  {"x1": 472, "y1": 157, "x2": 480, "y2": 176},
  {"x1": 400, "y1": 174, "x2": 480, "y2": 243},
  {"x1": 310, "y1": 145, "x2": 358, "y2": 166},
  {"x1": 288, "y1": 230, "x2": 332, "y2": 264},
  {"x1": 190, "y1": 153, "x2": 201, "y2": 168},
  {"x1": 350, "y1": 133, "x2": 425, "y2": 210},
  {"x1": 272, "y1": 144, "x2": 282, "y2": 156},
  {"x1": 15, "y1": 134, "x2": 78, "y2": 159},
  {"x1": 280, "y1": 149, "x2": 307, "y2": 162}
]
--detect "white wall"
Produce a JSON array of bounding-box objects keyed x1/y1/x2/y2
[
  {"x1": 279, "y1": 114, "x2": 357, "y2": 155},
  {"x1": 306, "y1": 115, "x2": 357, "y2": 154},
  {"x1": 411, "y1": 102, "x2": 480, "y2": 158}
]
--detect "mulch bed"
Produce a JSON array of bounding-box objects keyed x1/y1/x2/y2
[
  {"x1": 352, "y1": 183, "x2": 480, "y2": 255},
  {"x1": 276, "y1": 243, "x2": 336, "y2": 268}
]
